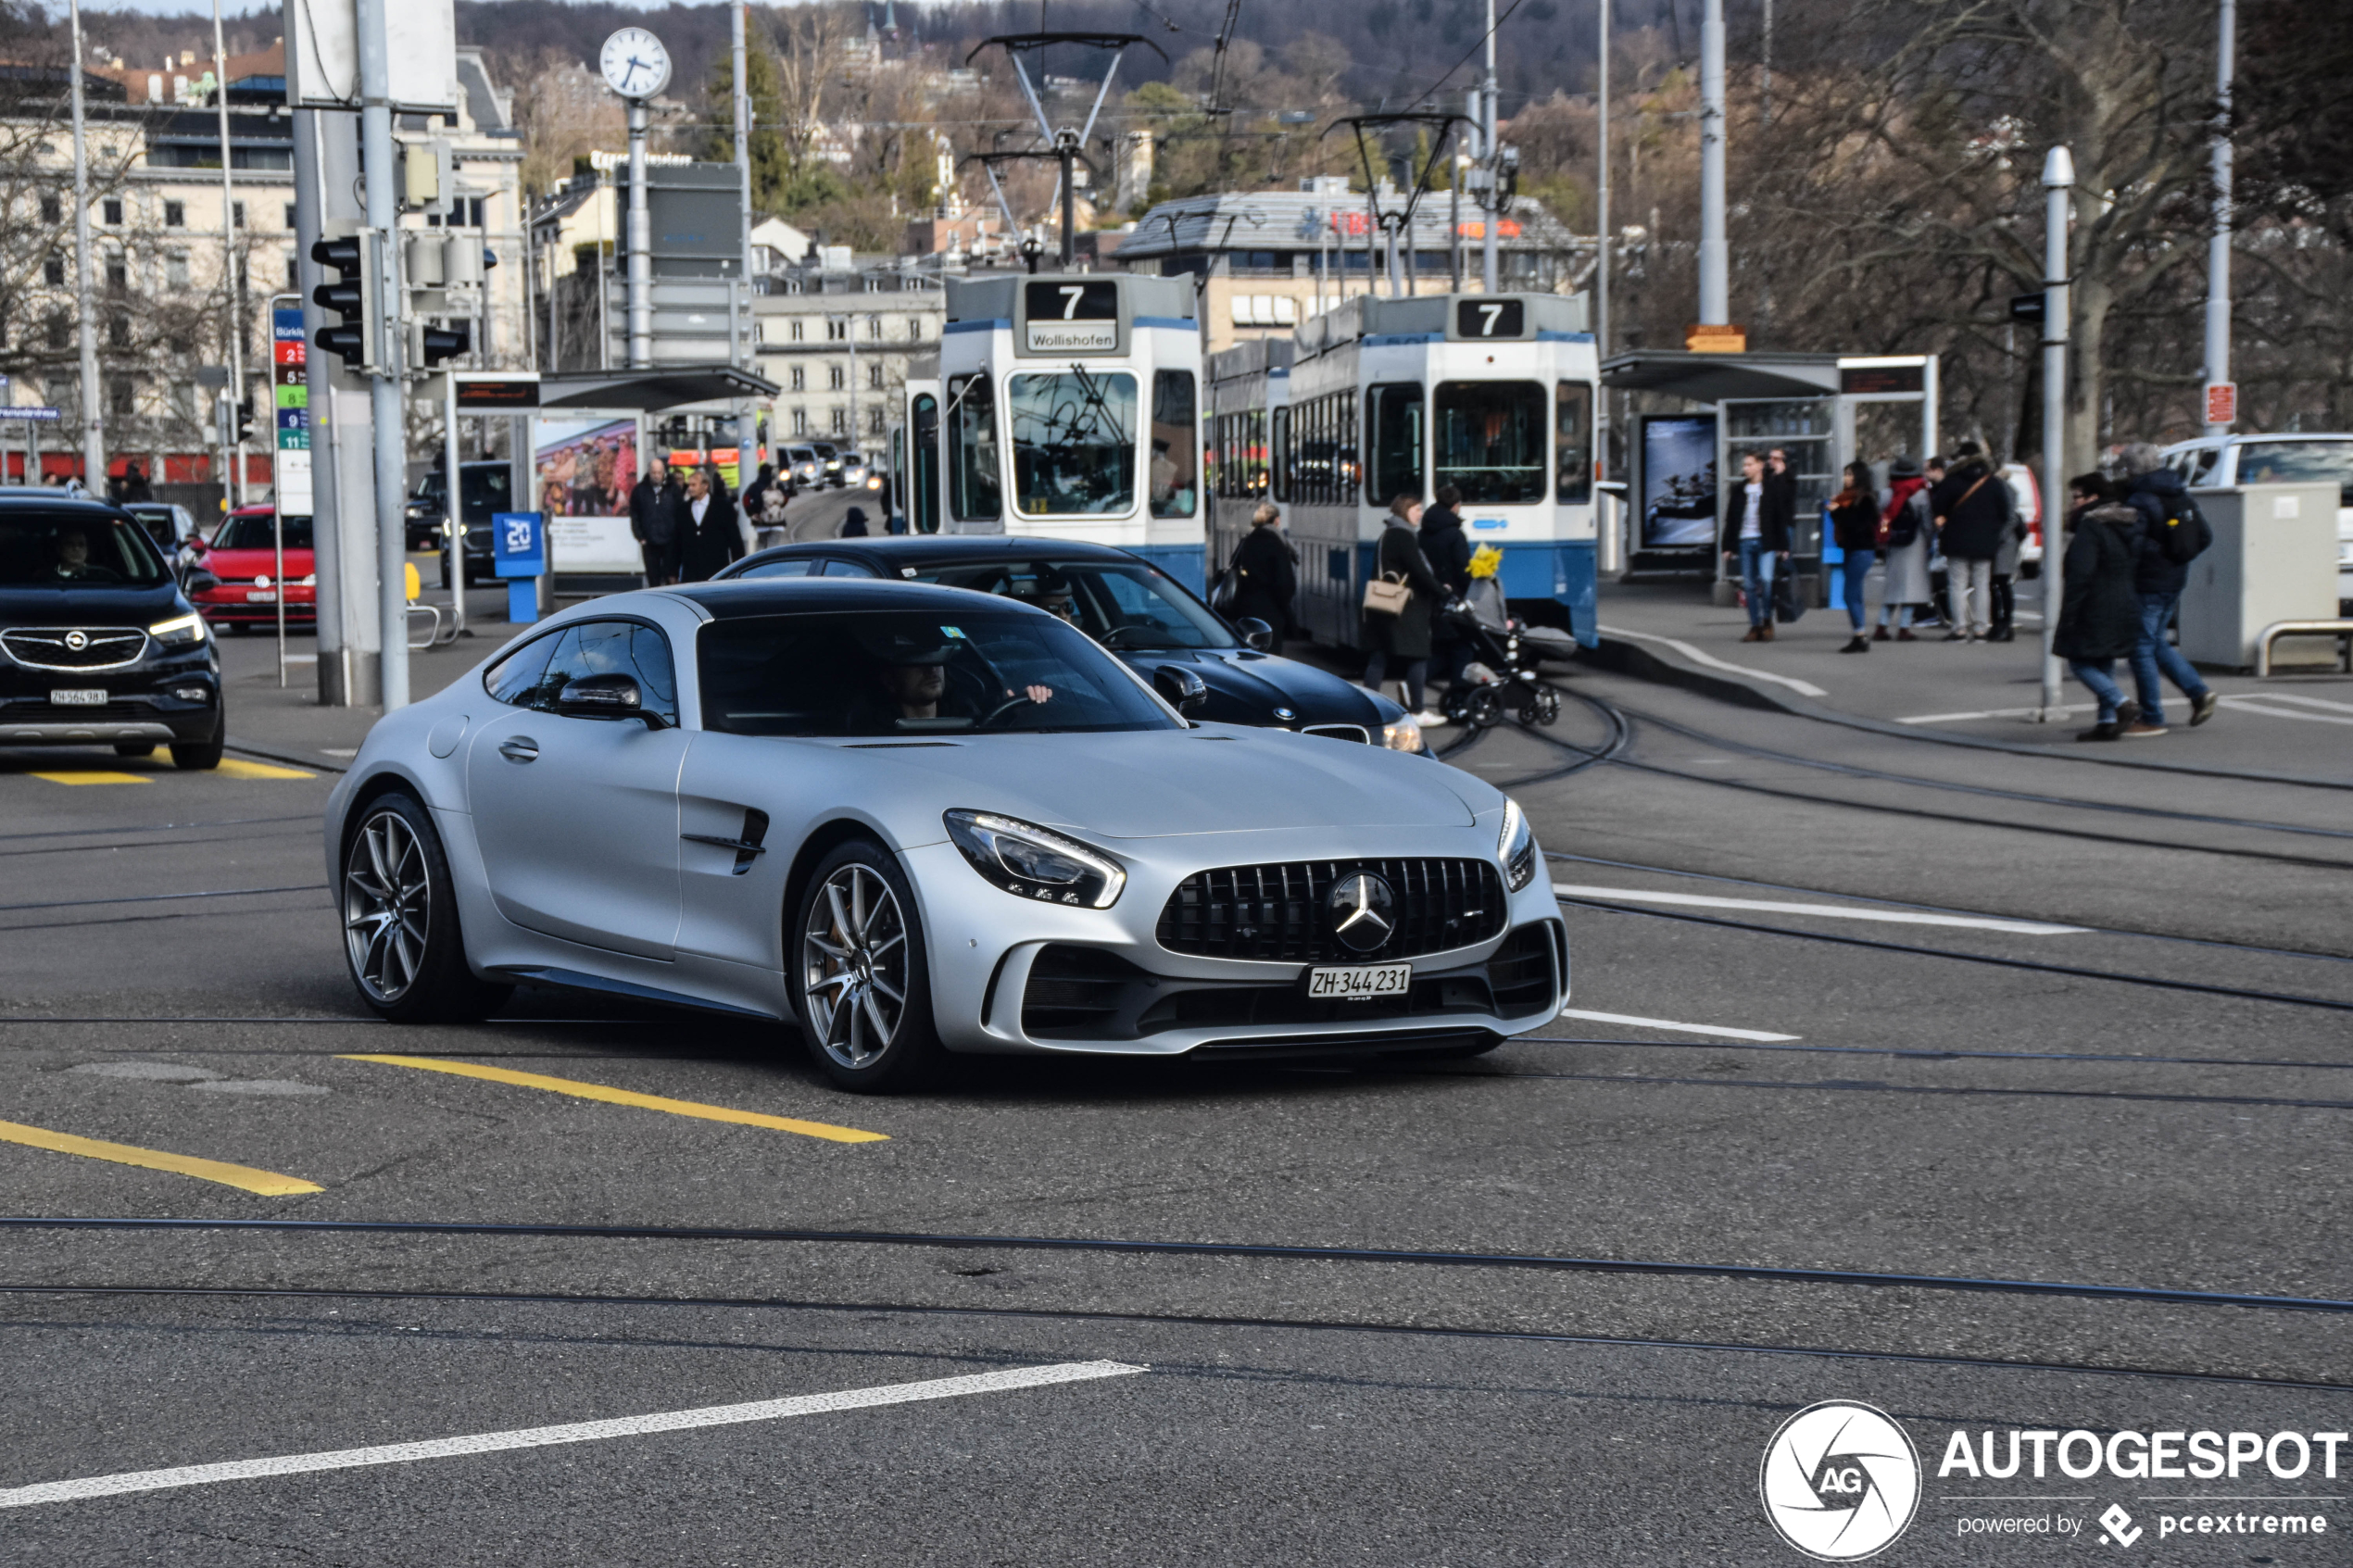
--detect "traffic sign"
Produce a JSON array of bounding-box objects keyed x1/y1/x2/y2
[
  {"x1": 491, "y1": 511, "x2": 546, "y2": 578},
  {"x1": 0, "y1": 406, "x2": 60, "y2": 421},
  {"x1": 2203, "y1": 381, "x2": 2236, "y2": 426}
]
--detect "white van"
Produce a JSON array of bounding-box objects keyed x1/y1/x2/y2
[{"x1": 2160, "y1": 433, "x2": 2353, "y2": 609}]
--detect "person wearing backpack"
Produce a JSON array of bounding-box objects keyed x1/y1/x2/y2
[
  {"x1": 1929, "y1": 440, "x2": 2007, "y2": 641},
  {"x1": 2054, "y1": 482, "x2": 2146, "y2": 741},
  {"x1": 2117, "y1": 442, "x2": 2218, "y2": 735}
]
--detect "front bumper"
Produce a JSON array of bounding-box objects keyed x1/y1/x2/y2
[
  {"x1": 195, "y1": 586, "x2": 316, "y2": 625},
  {"x1": 0, "y1": 672, "x2": 220, "y2": 747}
]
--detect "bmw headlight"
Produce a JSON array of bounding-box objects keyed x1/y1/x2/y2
[
  {"x1": 945, "y1": 809, "x2": 1126, "y2": 909},
  {"x1": 1498, "y1": 797, "x2": 1538, "y2": 891},
  {"x1": 1381, "y1": 717, "x2": 1426, "y2": 753},
  {"x1": 147, "y1": 611, "x2": 208, "y2": 647}
]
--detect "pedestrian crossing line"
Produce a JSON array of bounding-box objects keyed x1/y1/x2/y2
[
  {"x1": 28, "y1": 770, "x2": 150, "y2": 785},
  {"x1": 338, "y1": 1055, "x2": 888, "y2": 1143},
  {"x1": 0, "y1": 1117, "x2": 321, "y2": 1196},
  {"x1": 216, "y1": 759, "x2": 317, "y2": 780}
]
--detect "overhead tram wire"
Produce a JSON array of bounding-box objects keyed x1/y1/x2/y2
[
  {"x1": 12, "y1": 1216, "x2": 2352, "y2": 1315},
  {"x1": 2, "y1": 1283, "x2": 2342, "y2": 1394},
  {"x1": 1404, "y1": 0, "x2": 1529, "y2": 112}
]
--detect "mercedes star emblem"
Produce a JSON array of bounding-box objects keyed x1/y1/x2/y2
[{"x1": 1327, "y1": 872, "x2": 1396, "y2": 953}]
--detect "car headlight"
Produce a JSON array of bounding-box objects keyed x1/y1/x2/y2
[
  {"x1": 944, "y1": 809, "x2": 1126, "y2": 909},
  {"x1": 1498, "y1": 797, "x2": 1537, "y2": 891},
  {"x1": 147, "y1": 611, "x2": 208, "y2": 647},
  {"x1": 1381, "y1": 717, "x2": 1426, "y2": 753}
]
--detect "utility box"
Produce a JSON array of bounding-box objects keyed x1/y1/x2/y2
[{"x1": 2179, "y1": 483, "x2": 2339, "y2": 671}]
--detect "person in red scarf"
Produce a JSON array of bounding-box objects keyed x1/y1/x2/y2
[{"x1": 1872, "y1": 454, "x2": 1933, "y2": 641}]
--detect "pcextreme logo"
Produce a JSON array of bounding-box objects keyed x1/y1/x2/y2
[{"x1": 1760, "y1": 1401, "x2": 1924, "y2": 1562}]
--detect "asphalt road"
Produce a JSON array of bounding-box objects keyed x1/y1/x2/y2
[{"x1": 2, "y1": 634, "x2": 2348, "y2": 1565}]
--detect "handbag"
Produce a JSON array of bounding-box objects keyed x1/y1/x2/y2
[
  {"x1": 1362, "y1": 571, "x2": 1412, "y2": 617},
  {"x1": 1772, "y1": 569, "x2": 1806, "y2": 624},
  {"x1": 1207, "y1": 566, "x2": 1238, "y2": 614}
]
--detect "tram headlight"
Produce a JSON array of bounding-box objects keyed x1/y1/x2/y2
[{"x1": 1381, "y1": 717, "x2": 1427, "y2": 753}]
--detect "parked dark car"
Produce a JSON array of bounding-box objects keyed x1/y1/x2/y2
[
  {"x1": 0, "y1": 492, "x2": 223, "y2": 768},
  {"x1": 714, "y1": 536, "x2": 1429, "y2": 753},
  {"x1": 405, "y1": 460, "x2": 514, "y2": 582}
]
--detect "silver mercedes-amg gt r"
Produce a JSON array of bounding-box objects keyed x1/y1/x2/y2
[{"x1": 323, "y1": 579, "x2": 1567, "y2": 1091}]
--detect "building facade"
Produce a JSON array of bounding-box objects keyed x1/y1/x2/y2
[{"x1": 750, "y1": 263, "x2": 944, "y2": 450}]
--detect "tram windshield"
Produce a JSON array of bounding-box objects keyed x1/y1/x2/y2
[
  {"x1": 1010, "y1": 370, "x2": 1139, "y2": 517},
  {"x1": 1434, "y1": 381, "x2": 1548, "y2": 505}
]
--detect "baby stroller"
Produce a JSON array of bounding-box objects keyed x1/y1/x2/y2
[{"x1": 1439, "y1": 547, "x2": 1561, "y2": 731}]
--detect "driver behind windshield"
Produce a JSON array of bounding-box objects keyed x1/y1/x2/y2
[
  {"x1": 1010, "y1": 564, "x2": 1079, "y2": 624},
  {"x1": 852, "y1": 627, "x2": 1053, "y2": 730},
  {"x1": 48, "y1": 525, "x2": 118, "y2": 583}
]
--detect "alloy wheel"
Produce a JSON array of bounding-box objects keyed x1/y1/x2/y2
[
  {"x1": 801, "y1": 863, "x2": 909, "y2": 1070},
  {"x1": 344, "y1": 809, "x2": 430, "y2": 1003}
]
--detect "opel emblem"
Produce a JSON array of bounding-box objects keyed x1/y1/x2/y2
[
  {"x1": 1327, "y1": 872, "x2": 1395, "y2": 953},
  {"x1": 64, "y1": 630, "x2": 88, "y2": 651}
]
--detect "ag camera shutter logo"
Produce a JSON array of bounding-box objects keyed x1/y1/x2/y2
[{"x1": 1760, "y1": 1400, "x2": 1921, "y2": 1561}]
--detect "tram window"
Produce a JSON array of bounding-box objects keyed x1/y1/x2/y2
[
  {"x1": 1271, "y1": 407, "x2": 1290, "y2": 502},
  {"x1": 947, "y1": 373, "x2": 1001, "y2": 523},
  {"x1": 912, "y1": 393, "x2": 941, "y2": 534},
  {"x1": 1555, "y1": 382, "x2": 1594, "y2": 506},
  {"x1": 1151, "y1": 370, "x2": 1198, "y2": 519},
  {"x1": 1434, "y1": 381, "x2": 1547, "y2": 505},
  {"x1": 1008, "y1": 370, "x2": 1139, "y2": 517},
  {"x1": 1365, "y1": 383, "x2": 1425, "y2": 508}
]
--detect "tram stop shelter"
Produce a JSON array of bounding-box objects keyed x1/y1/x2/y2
[{"x1": 1602, "y1": 350, "x2": 1938, "y2": 607}]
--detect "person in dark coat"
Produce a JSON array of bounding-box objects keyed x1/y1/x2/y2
[
  {"x1": 1827, "y1": 460, "x2": 1881, "y2": 654},
  {"x1": 120, "y1": 462, "x2": 154, "y2": 504},
  {"x1": 628, "y1": 458, "x2": 676, "y2": 586},
  {"x1": 1420, "y1": 483, "x2": 1474, "y2": 684},
  {"x1": 1361, "y1": 495, "x2": 1446, "y2": 722},
  {"x1": 1928, "y1": 441, "x2": 2009, "y2": 641},
  {"x1": 673, "y1": 467, "x2": 745, "y2": 583},
  {"x1": 1720, "y1": 451, "x2": 1793, "y2": 641},
  {"x1": 840, "y1": 505, "x2": 871, "y2": 537},
  {"x1": 2055, "y1": 483, "x2": 2147, "y2": 742},
  {"x1": 2116, "y1": 441, "x2": 2218, "y2": 734},
  {"x1": 741, "y1": 461, "x2": 777, "y2": 522},
  {"x1": 1227, "y1": 501, "x2": 1299, "y2": 642}
]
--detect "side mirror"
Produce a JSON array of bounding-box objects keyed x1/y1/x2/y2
[
  {"x1": 556, "y1": 672, "x2": 668, "y2": 727},
  {"x1": 183, "y1": 570, "x2": 220, "y2": 594},
  {"x1": 1234, "y1": 616, "x2": 1274, "y2": 652},
  {"x1": 1153, "y1": 664, "x2": 1208, "y2": 718},
  {"x1": 186, "y1": 535, "x2": 208, "y2": 554}
]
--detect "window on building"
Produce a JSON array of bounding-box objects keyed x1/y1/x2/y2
[
  {"x1": 164, "y1": 200, "x2": 184, "y2": 227},
  {"x1": 825, "y1": 318, "x2": 846, "y2": 341},
  {"x1": 232, "y1": 200, "x2": 245, "y2": 228},
  {"x1": 105, "y1": 257, "x2": 125, "y2": 294},
  {"x1": 44, "y1": 309, "x2": 69, "y2": 350},
  {"x1": 102, "y1": 197, "x2": 122, "y2": 226},
  {"x1": 867, "y1": 407, "x2": 883, "y2": 434},
  {"x1": 866, "y1": 316, "x2": 882, "y2": 339},
  {"x1": 283, "y1": 202, "x2": 296, "y2": 229},
  {"x1": 790, "y1": 408, "x2": 808, "y2": 436},
  {"x1": 40, "y1": 194, "x2": 60, "y2": 223},
  {"x1": 42, "y1": 256, "x2": 63, "y2": 287},
  {"x1": 107, "y1": 313, "x2": 129, "y2": 349},
  {"x1": 830, "y1": 408, "x2": 847, "y2": 434},
  {"x1": 285, "y1": 254, "x2": 300, "y2": 289},
  {"x1": 165, "y1": 253, "x2": 190, "y2": 290},
  {"x1": 867, "y1": 361, "x2": 884, "y2": 390},
  {"x1": 107, "y1": 375, "x2": 133, "y2": 417},
  {"x1": 908, "y1": 317, "x2": 925, "y2": 340},
  {"x1": 827, "y1": 363, "x2": 844, "y2": 391},
  {"x1": 789, "y1": 320, "x2": 804, "y2": 343},
  {"x1": 789, "y1": 365, "x2": 806, "y2": 392}
]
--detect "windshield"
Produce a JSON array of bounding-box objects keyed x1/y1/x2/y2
[
  {"x1": 912, "y1": 557, "x2": 1236, "y2": 652},
  {"x1": 1010, "y1": 370, "x2": 1138, "y2": 517},
  {"x1": 0, "y1": 509, "x2": 171, "y2": 586},
  {"x1": 2235, "y1": 441, "x2": 2353, "y2": 505},
  {"x1": 698, "y1": 609, "x2": 1180, "y2": 737},
  {"x1": 1434, "y1": 380, "x2": 1548, "y2": 505},
  {"x1": 212, "y1": 513, "x2": 315, "y2": 551}
]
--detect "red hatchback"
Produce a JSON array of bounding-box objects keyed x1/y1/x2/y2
[{"x1": 190, "y1": 506, "x2": 315, "y2": 630}]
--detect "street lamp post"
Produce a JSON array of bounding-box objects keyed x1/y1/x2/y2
[
  {"x1": 211, "y1": 0, "x2": 245, "y2": 506},
  {"x1": 2037, "y1": 146, "x2": 2074, "y2": 723}
]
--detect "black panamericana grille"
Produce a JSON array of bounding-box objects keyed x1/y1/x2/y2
[
  {"x1": 1, "y1": 627, "x2": 147, "y2": 670},
  {"x1": 1156, "y1": 858, "x2": 1506, "y2": 963}
]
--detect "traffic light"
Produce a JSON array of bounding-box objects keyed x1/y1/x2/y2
[
  {"x1": 234, "y1": 396, "x2": 255, "y2": 444},
  {"x1": 411, "y1": 320, "x2": 471, "y2": 370},
  {"x1": 309, "y1": 232, "x2": 381, "y2": 370}
]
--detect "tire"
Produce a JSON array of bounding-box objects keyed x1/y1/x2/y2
[
  {"x1": 1467, "y1": 686, "x2": 1504, "y2": 730},
  {"x1": 114, "y1": 742, "x2": 155, "y2": 758},
  {"x1": 170, "y1": 724, "x2": 223, "y2": 770},
  {"x1": 339, "y1": 791, "x2": 512, "y2": 1023},
  {"x1": 792, "y1": 838, "x2": 945, "y2": 1093}
]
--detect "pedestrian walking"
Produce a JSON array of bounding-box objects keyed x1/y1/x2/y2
[
  {"x1": 673, "y1": 467, "x2": 746, "y2": 583},
  {"x1": 1227, "y1": 500, "x2": 1300, "y2": 641},
  {"x1": 2116, "y1": 441, "x2": 2219, "y2": 736},
  {"x1": 840, "y1": 505, "x2": 871, "y2": 537},
  {"x1": 1421, "y1": 483, "x2": 1474, "y2": 684},
  {"x1": 1872, "y1": 455, "x2": 1932, "y2": 640},
  {"x1": 1988, "y1": 464, "x2": 2032, "y2": 642},
  {"x1": 1929, "y1": 441, "x2": 2007, "y2": 641},
  {"x1": 1361, "y1": 494, "x2": 1447, "y2": 725},
  {"x1": 2054, "y1": 482, "x2": 2147, "y2": 741},
  {"x1": 628, "y1": 458, "x2": 677, "y2": 586},
  {"x1": 741, "y1": 461, "x2": 778, "y2": 526},
  {"x1": 1721, "y1": 450, "x2": 1793, "y2": 642},
  {"x1": 1827, "y1": 460, "x2": 1881, "y2": 654}
]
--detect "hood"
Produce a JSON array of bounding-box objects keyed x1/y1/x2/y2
[
  {"x1": 861, "y1": 725, "x2": 1484, "y2": 838},
  {"x1": 0, "y1": 578, "x2": 184, "y2": 626},
  {"x1": 1127, "y1": 647, "x2": 1386, "y2": 730},
  {"x1": 2131, "y1": 467, "x2": 2187, "y2": 500}
]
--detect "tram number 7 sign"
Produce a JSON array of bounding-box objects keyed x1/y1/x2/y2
[
  {"x1": 1025, "y1": 281, "x2": 1118, "y2": 353},
  {"x1": 1455, "y1": 298, "x2": 1526, "y2": 339}
]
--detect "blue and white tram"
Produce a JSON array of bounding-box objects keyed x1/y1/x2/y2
[
  {"x1": 1271, "y1": 293, "x2": 1601, "y2": 649},
  {"x1": 1203, "y1": 337, "x2": 1291, "y2": 580},
  {"x1": 891, "y1": 272, "x2": 1206, "y2": 593}
]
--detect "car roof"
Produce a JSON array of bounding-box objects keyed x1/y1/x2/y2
[
  {"x1": 0, "y1": 492, "x2": 132, "y2": 518},
  {"x1": 736, "y1": 536, "x2": 1144, "y2": 571},
  {"x1": 668, "y1": 576, "x2": 1040, "y2": 621}
]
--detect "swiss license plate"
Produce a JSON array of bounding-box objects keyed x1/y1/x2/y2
[
  {"x1": 245, "y1": 589, "x2": 278, "y2": 602},
  {"x1": 1305, "y1": 962, "x2": 1412, "y2": 1000},
  {"x1": 49, "y1": 688, "x2": 107, "y2": 706}
]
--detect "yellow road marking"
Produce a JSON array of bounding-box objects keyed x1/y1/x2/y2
[
  {"x1": 30, "y1": 771, "x2": 150, "y2": 785},
  {"x1": 0, "y1": 1118, "x2": 321, "y2": 1196},
  {"x1": 216, "y1": 759, "x2": 317, "y2": 780},
  {"x1": 339, "y1": 1056, "x2": 888, "y2": 1143}
]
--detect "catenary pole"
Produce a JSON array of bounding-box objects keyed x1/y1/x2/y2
[
  {"x1": 1479, "y1": 0, "x2": 1499, "y2": 295},
  {"x1": 358, "y1": 0, "x2": 409, "y2": 710},
  {"x1": 2037, "y1": 146, "x2": 2074, "y2": 722},
  {"x1": 2203, "y1": 0, "x2": 2234, "y2": 438},
  {"x1": 733, "y1": 1, "x2": 755, "y2": 466},
  {"x1": 67, "y1": 0, "x2": 104, "y2": 490},
  {"x1": 211, "y1": 0, "x2": 246, "y2": 505},
  {"x1": 1697, "y1": 0, "x2": 1728, "y2": 324},
  {"x1": 1594, "y1": 0, "x2": 1614, "y2": 571}
]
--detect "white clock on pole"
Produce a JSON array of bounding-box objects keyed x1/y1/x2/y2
[{"x1": 599, "y1": 28, "x2": 672, "y2": 100}]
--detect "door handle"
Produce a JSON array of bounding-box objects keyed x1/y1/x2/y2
[{"x1": 498, "y1": 736, "x2": 539, "y2": 763}]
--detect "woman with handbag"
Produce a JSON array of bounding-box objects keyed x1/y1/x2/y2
[
  {"x1": 1361, "y1": 495, "x2": 1448, "y2": 725},
  {"x1": 1827, "y1": 460, "x2": 1881, "y2": 654},
  {"x1": 1873, "y1": 454, "x2": 1933, "y2": 641}
]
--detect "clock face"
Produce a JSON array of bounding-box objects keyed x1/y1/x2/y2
[{"x1": 598, "y1": 27, "x2": 671, "y2": 100}]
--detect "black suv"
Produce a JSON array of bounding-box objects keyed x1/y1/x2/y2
[{"x1": 0, "y1": 493, "x2": 224, "y2": 769}]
